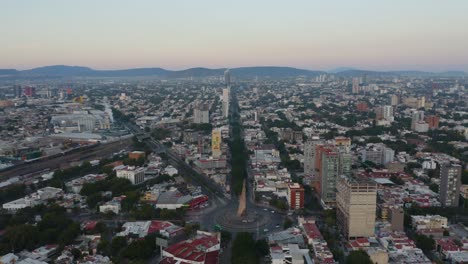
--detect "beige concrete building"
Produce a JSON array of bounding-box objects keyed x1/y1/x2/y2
[
  {"x1": 389, "y1": 206, "x2": 404, "y2": 232},
  {"x1": 411, "y1": 215, "x2": 448, "y2": 231},
  {"x1": 337, "y1": 175, "x2": 377, "y2": 239}
]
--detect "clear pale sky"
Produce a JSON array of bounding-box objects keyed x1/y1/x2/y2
[{"x1": 1, "y1": 0, "x2": 468, "y2": 71}]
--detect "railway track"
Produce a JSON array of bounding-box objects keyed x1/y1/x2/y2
[{"x1": 0, "y1": 138, "x2": 132, "y2": 180}]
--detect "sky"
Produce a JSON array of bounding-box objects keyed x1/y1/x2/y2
[{"x1": 1, "y1": 0, "x2": 468, "y2": 72}]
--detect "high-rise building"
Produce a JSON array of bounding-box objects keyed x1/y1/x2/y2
[
  {"x1": 59, "y1": 90, "x2": 65, "y2": 100},
  {"x1": 222, "y1": 102, "x2": 229, "y2": 118},
  {"x1": 360, "y1": 144, "x2": 395, "y2": 165},
  {"x1": 339, "y1": 151, "x2": 353, "y2": 177},
  {"x1": 23, "y1": 86, "x2": 36, "y2": 97},
  {"x1": 222, "y1": 88, "x2": 230, "y2": 102},
  {"x1": 362, "y1": 74, "x2": 368, "y2": 84},
  {"x1": 315, "y1": 74, "x2": 327, "y2": 82},
  {"x1": 318, "y1": 146, "x2": 352, "y2": 206},
  {"x1": 418, "y1": 96, "x2": 425, "y2": 108},
  {"x1": 224, "y1": 69, "x2": 231, "y2": 87},
  {"x1": 287, "y1": 183, "x2": 305, "y2": 210},
  {"x1": 356, "y1": 102, "x2": 368, "y2": 112},
  {"x1": 318, "y1": 146, "x2": 339, "y2": 205},
  {"x1": 439, "y1": 163, "x2": 461, "y2": 207},
  {"x1": 303, "y1": 137, "x2": 322, "y2": 175},
  {"x1": 425, "y1": 115, "x2": 440, "y2": 129},
  {"x1": 193, "y1": 103, "x2": 210, "y2": 124},
  {"x1": 222, "y1": 88, "x2": 230, "y2": 118},
  {"x1": 389, "y1": 94, "x2": 399, "y2": 106},
  {"x1": 336, "y1": 175, "x2": 377, "y2": 239},
  {"x1": 211, "y1": 129, "x2": 222, "y2": 159},
  {"x1": 411, "y1": 111, "x2": 425, "y2": 130},
  {"x1": 375, "y1": 108, "x2": 384, "y2": 120},
  {"x1": 383, "y1": 106, "x2": 394, "y2": 121},
  {"x1": 404, "y1": 96, "x2": 426, "y2": 109},
  {"x1": 375, "y1": 105, "x2": 394, "y2": 122},
  {"x1": 13, "y1": 85, "x2": 22, "y2": 98},
  {"x1": 352, "y1": 78, "x2": 360, "y2": 94}
]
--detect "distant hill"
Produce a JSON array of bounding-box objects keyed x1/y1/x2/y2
[
  {"x1": 167, "y1": 67, "x2": 225, "y2": 78},
  {"x1": 0, "y1": 65, "x2": 465, "y2": 78},
  {"x1": 334, "y1": 69, "x2": 467, "y2": 77},
  {"x1": 21, "y1": 65, "x2": 94, "y2": 76},
  {"x1": 95, "y1": 68, "x2": 170, "y2": 77},
  {"x1": 1, "y1": 65, "x2": 325, "y2": 78},
  {"x1": 0, "y1": 69, "x2": 19, "y2": 75},
  {"x1": 438, "y1": 71, "x2": 467, "y2": 77},
  {"x1": 231, "y1": 66, "x2": 323, "y2": 78},
  {"x1": 327, "y1": 67, "x2": 360, "y2": 73}
]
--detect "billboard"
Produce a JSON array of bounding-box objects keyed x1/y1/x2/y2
[{"x1": 212, "y1": 129, "x2": 221, "y2": 157}]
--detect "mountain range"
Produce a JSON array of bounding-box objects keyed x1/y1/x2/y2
[{"x1": 0, "y1": 65, "x2": 465, "y2": 78}]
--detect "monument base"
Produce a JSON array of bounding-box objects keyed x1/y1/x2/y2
[{"x1": 214, "y1": 207, "x2": 270, "y2": 232}]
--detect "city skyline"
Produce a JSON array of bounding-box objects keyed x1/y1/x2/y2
[{"x1": 2, "y1": 0, "x2": 468, "y2": 71}]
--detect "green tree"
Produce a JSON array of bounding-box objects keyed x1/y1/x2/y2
[
  {"x1": 231, "y1": 232, "x2": 258, "y2": 264},
  {"x1": 110, "y1": 236, "x2": 127, "y2": 257},
  {"x1": 184, "y1": 223, "x2": 200, "y2": 236},
  {"x1": 283, "y1": 218, "x2": 293, "y2": 229},
  {"x1": 4, "y1": 224, "x2": 40, "y2": 252},
  {"x1": 462, "y1": 170, "x2": 468, "y2": 184},
  {"x1": 324, "y1": 209, "x2": 337, "y2": 226},
  {"x1": 346, "y1": 250, "x2": 373, "y2": 264},
  {"x1": 120, "y1": 235, "x2": 156, "y2": 260},
  {"x1": 58, "y1": 222, "x2": 80, "y2": 245},
  {"x1": 71, "y1": 248, "x2": 82, "y2": 260},
  {"x1": 255, "y1": 239, "x2": 269, "y2": 257},
  {"x1": 269, "y1": 197, "x2": 289, "y2": 211},
  {"x1": 367, "y1": 136, "x2": 382, "y2": 143},
  {"x1": 132, "y1": 204, "x2": 159, "y2": 220},
  {"x1": 0, "y1": 184, "x2": 26, "y2": 204},
  {"x1": 121, "y1": 190, "x2": 141, "y2": 211},
  {"x1": 151, "y1": 128, "x2": 171, "y2": 140},
  {"x1": 414, "y1": 234, "x2": 435, "y2": 253},
  {"x1": 390, "y1": 175, "x2": 405, "y2": 185},
  {"x1": 97, "y1": 240, "x2": 110, "y2": 256},
  {"x1": 429, "y1": 183, "x2": 439, "y2": 193},
  {"x1": 86, "y1": 193, "x2": 103, "y2": 209},
  {"x1": 220, "y1": 231, "x2": 232, "y2": 248}
]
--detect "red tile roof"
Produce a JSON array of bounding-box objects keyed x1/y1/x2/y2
[
  {"x1": 162, "y1": 235, "x2": 220, "y2": 264},
  {"x1": 83, "y1": 221, "x2": 98, "y2": 230},
  {"x1": 322, "y1": 257, "x2": 335, "y2": 263},
  {"x1": 302, "y1": 223, "x2": 323, "y2": 240},
  {"x1": 356, "y1": 237, "x2": 369, "y2": 244},
  {"x1": 436, "y1": 239, "x2": 461, "y2": 252},
  {"x1": 148, "y1": 220, "x2": 172, "y2": 234}
]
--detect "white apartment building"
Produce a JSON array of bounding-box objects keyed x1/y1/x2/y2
[{"x1": 116, "y1": 166, "x2": 145, "y2": 185}]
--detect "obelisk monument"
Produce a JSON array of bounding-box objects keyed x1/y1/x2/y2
[{"x1": 237, "y1": 180, "x2": 247, "y2": 217}]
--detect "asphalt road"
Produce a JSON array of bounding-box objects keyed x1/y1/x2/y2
[
  {"x1": 125, "y1": 122, "x2": 230, "y2": 204},
  {"x1": 185, "y1": 89, "x2": 286, "y2": 238},
  {"x1": 122, "y1": 91, "x2": 288, "y2": 264}
]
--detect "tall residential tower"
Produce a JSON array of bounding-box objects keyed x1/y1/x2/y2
[
  {"x1": 439, "y1": 163, "x2": 462, "y2": 207},
  {"x1": 337, "y1": 175, "x2": 377, "y2": 239}
]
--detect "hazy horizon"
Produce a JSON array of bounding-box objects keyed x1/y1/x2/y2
[
  {"x1": 2, "y1": 64, "x2": 468, "y2": 74},
  {"x1": 2, "y1": 0, "x2": 468, "y2": 71}
]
